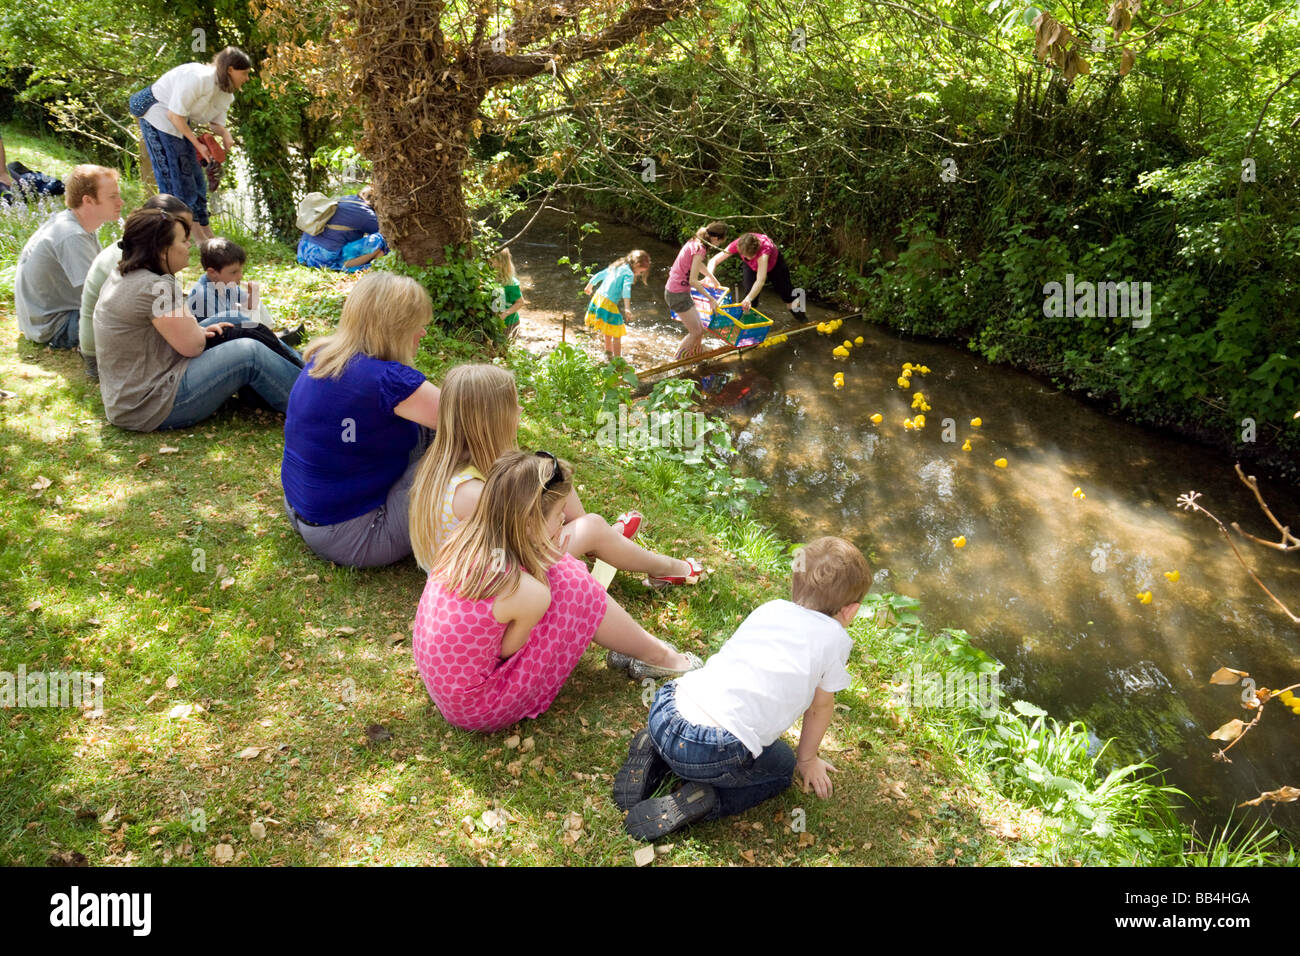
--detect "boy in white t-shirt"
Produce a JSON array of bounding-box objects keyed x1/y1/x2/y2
[{"x1": 616, "y1": 536, "x2": 872, "y2": 841}]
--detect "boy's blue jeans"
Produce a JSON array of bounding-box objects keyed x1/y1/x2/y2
[{"x1": 647, "y1": 681, "x2": 796, "y2": 820}]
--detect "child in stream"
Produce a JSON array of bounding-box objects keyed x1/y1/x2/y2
[
  {"x1": 614, "y1": 536, "x2": 871, "y2": 840},
  {"x1": 407, "y1": 364, "x2": 706, "y2": 678},
  {"x1": 412, "y1": 451, "x2": 701, "y2": 732},
  {"x1": 583, "y1": 250, "x2": 650, "y2": 361}
]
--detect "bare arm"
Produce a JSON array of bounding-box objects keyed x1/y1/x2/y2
[
  {"x1": 689, "y1": 252, "x2": 722, "y2": 296},
  {"x1": 451, "y1": 477, "x2": 484, "y2": 523},
  {"x1": 493, "y1": 573, "x2": 552, "y2": 658},
  {"x1": 152, "y1": 309, "x2": 216, "y2": 358},
  {"x1": 393, "y1": 381, "x2": 441, "y2": 429},
  {"x1": 741, "y1": 255, "x2": 770, "y2": 310},
  {"x1": 706, "y1": 250, "x2": 729, "y2": 275},
  {"x1": 795, "y1": 687, "x2": 839, "y2": 798},
  {"x1": 209, "y1": 122, "x2": 234, "y2": 154}
]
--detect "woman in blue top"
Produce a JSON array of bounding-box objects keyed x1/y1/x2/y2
[
  {"x1": 584, "y1": 249, "x2": 649, "y2": 360},
  {"x1": 281, "y1": 272, "x2": 442, "y2": 568},
  {"x1": 296, "y1": 186, "x2": 389, "y2": 272}
]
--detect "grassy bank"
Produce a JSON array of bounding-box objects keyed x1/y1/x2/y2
[{"x1": 0, "y1": 127, "x2": 1290, "y2": 866}]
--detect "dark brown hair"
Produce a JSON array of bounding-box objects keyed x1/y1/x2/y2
[
  {"x1": 200, "y1": 237, "x2": 246, "y2": 271},
  {"x1": 141, "y1": 193, "x2": 192, "y2": 217},
  {"x1": 694, "y1": 221, "x2": 729, "y2": 245},
  {"x1": 213, "y1": 47, "x2": 252, "y2": 93},
  {"x1": 119, "y1": 209, "x2": 189, "y2": 277}
]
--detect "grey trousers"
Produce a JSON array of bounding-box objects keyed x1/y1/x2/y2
[{"x1": 285, "y1": 426, "x2": 433, "y2": 569}]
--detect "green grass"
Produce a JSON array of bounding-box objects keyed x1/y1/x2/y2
[{"x1": 0, "y1": 125, "x2": 1291, "y2": 867}]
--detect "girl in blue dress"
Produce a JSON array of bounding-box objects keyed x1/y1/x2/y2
[{"x1": 584, "y1": 250, "x2": 650, "y2": 360}]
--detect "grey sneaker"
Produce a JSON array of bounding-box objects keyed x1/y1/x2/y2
[
  {"x1": 82, "y1": 353, "x2": 99, "y2": 381},
  {"x1": 628, "y1": 651, "x2": 703, "y2": 682}
]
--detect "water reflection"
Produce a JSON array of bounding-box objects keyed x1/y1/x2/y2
[{"x1": 721, "y1": 319, "x2": 1300, "y2": 830}]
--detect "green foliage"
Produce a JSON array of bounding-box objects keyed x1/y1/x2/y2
[
  {"x1": 858, "y1": 595, "x2": 1296, "y2": 865},
  {"x1": 377, "y1": 246, "x2": 503, "y2": 343}
]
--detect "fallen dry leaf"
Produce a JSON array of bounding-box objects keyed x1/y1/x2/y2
[
  {"x1": 1209, "y1": 667, "x2": 1249, "y2": 685},
  {"x1": 30, "y1": 475, "x2": 52, "y2": 491},
  {"x1": 236, "y1": 747, "x2": 263, "y2": 760},
  {"x1": 504, "y1": 735, "x2": 521, "y2": 750},
  {"x1": 798, "y1": 832, "x2": 815, "y2": 847},
  {"x1": 167, "y1": 703, "x2": 197, "y2": 719},
  {"x1": 1238, "y1": 786, "x2": 1300, "y2": 807},
  {"x1": 1209, "y1": 719, "x2": 1246, "y2": 743},
  {"x1": 165, "y1": 675, "x2": 179, "y2": 690},
  {"x1": 159, "y1": 446, "x2": 180, "y2": 454},
  {"x1": 250, "y1": 821, "x2": 267, "y2": 840},
  {"x1": 214, "y1": 843, "x2": 234, "y2": 863},
  {"x1": 633, "y1": 845, "x2": 655, "y2": 867},
  {"x1": 47, "y1": 850, "x2": 88, "y2": 866},
  {"x1": 520, "y1": 737, "x2": 535, "y2": 753},
  {"x1": 365, "y1": 724, "x2": 393, "y2": 744},
  {"x1": 219, "y1": 576, "x2": 235, "y2": 590},
  {"x1": 739, "y1": 849, "x2": 756, "y2": 863}
]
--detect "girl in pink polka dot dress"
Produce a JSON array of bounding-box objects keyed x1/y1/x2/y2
[{"x1": 411, "y1": 451, "x2": 700, "y2": 732}]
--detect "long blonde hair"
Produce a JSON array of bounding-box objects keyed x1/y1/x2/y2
[
  {"x1": 430, "y1": 451, "x2": 573, "y2": 601},
  {"x1": 491, "y1": 248, "x2": 517, "y2": 285},
  {"x1": 303, "y1": 272, "x2": 432, "y2": 379},
  {"x1": 409, "y1": 363, "x2": 519, "y2": 569}
]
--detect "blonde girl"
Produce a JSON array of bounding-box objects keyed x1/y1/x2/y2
[
  {"x1": 412, "y1": 451, "x2": 701, "y2": 731},
  {"x1": 281, "y1": 271, "x2": 442, "y2": 568},
  {"x1": 409, "y1": 363, "x2": 705, "y2": 584},
  {"x1": 583, "y1": 250, "x2": 650, "y2": 360},
  {"x1": 490, "y1": 247, "x2": 524, "y2": 341}
]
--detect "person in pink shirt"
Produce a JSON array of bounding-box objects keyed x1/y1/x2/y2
[
  {"x1": 664, "y1": 221, "x2": 729, "y2": 360},
  {"x1": 708, "y1": 232, "x2": 805, "y2": 318},
  {"x1": 411, "y1": 450, "x2": 702, "y2": 732}
]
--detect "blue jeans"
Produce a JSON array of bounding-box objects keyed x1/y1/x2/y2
[
  {"x1": 138, "y1": 117, "x2": 208, "y2": 226},
  {"x1": 158, "y1": 317, "x2": 303, "y2": 430},
  {"x1": 46, "y1": 309, "x2": 79, "y2": 349},
  {"x1": 647, "y1": 681, "x2": 796, "y2": 819}
]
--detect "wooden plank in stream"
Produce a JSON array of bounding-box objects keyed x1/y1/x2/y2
[{"x1": 634, "y1": 313, "x2": 860, "y2": 380}]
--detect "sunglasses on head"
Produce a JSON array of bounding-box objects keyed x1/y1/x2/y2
[{"x1": 536, "y1": 451, "x2": 563, "y2": 491}]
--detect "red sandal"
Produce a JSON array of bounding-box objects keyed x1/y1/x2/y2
[
  {"x1": 647, "y1": 557, "x2": 706, "y2": 588},
  {"x1": 614, "y1": 510, "x2": 642, "y2": 540}
]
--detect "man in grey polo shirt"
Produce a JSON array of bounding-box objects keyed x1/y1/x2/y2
[{"x1": 14, "y1": 164, "x2": 123, "y2": 351}]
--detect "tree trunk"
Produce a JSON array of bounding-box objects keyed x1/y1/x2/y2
[{"x1": 367, "y1": 91, "x2": 480, "y2": 267}]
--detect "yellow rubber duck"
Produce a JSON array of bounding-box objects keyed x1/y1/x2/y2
[
  {"x1": 903, "y1": 419, "x2": 915, "y2": 430},
  {"x1": 1072, "y1": 487, "x2": 1085, "y2": 500},
  {"x1": 1163, "y1": 570, "x2": 1180, "y2": 583},
  {"x1": 913, "y1": 414, "x2": 926, "y2": 428},
  {"x1": 897, "y1": 376, "x2": 910, "y2": 388},
  {"x1": 833, "y1": 346, "x2": 850, "y2": 358},
  {"x1": 833, "y1": 378, "x2": 844, "y2": 389},
  {"x1": 842, "y1": 340, "x2": 852, "y2": 349},
  {"x1": 855, "y1": 336, "x2": 864, "y2": 345},
  {"x1": 1279, "y1": 690, "x2": 1296, "y2": 705},
  {"x1": 970, "y1": 417, "x2": 982, "y2": 428},
  {"x1": 994, "y1": 458, "x2": 1008, "y2": 468},
  {"x1": 961, "y1": 439, "x2": 972, "y2": 452},
  {"x1": 1136, "y1": 591, "x2": 1153, "y2": 604},
  {"x1": 918, "y1": 365, "x2": 931, "y2": 374},
  {"x1": 952, "y1": 536, "x2": 966, "y2": 548},
  {"x1": 902, "y1": 362, "x2": 913, "y2": 371},
  {"x1": 870, "y1": 413, "x2": 883, "y2": 424}
]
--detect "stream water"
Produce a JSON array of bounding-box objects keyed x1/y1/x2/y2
[{"x1": 501, "y1": 207, "x2": 1300, "y2": 834}]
